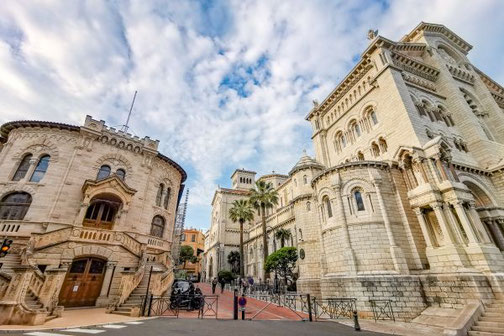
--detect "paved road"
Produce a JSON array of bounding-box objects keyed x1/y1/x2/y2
[{"x1": 3, "y1": 318, "x2": 390, "y2": 336}]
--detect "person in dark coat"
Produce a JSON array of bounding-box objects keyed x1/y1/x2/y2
[
  {"x1": 219, "y1": 277, "x2": 225, "y2": 293},
  {"x1": 211, "y1": 277, "x2": 218, "y2": 294}
]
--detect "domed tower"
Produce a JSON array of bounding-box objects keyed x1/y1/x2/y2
[{"x1": 288, "y1": 151, "x2": 324, "y2": 295}]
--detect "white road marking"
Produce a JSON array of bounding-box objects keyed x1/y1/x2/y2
[
  {"x1": 101, "y1": 325, "x2": 127, "y2": 329},
  {"x1": 124, "y1": 321, "x2": 143, "y2": 325},
  {"x1": 25, "y1": 332, "x2": 71, "y2": 336},
  {"x1": 63, "y1": 329, "x2": 105, "y2": 334}
]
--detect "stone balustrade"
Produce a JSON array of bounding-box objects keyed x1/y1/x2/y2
[{"x1": 117, "y1": 264, "x2": 146, "y2": 306}]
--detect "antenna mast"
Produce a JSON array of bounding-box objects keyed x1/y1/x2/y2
[
  {"x1": 172, "y1": 189, "x2": 189, "y2": 266},
  {"x1": 121, "y1": 90, "x2": 137, "y2": 132}
]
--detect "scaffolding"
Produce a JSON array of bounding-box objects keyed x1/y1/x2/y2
[{"x1": 172, "y1": 189, "x2": 189, "y2": 266}]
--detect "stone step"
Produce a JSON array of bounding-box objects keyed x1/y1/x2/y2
[
  {"x1": 488, "y1": 303, "x2": 504, "y2": 309},
  {"x1": 114, "y1": 306, "x2": 131, "y2": 312},
  {"x1": 111, "y1": 311, "x2": 130, "y2": 316},
  {"x1": 473, "y1": 326, "x2": 504, "y2": 333},
  {"x1": 481, "y1": 317, "x2": 504, "y2": 323},
  {"x1": 485, "y1": 307, "x2": 504, "y2": 313},
  {"x1": 468, "y1": 331, "x2": 504, "y2": 336},
  {"x1": 121, "y1": 303, "x2": 142, "y2": 307},
  {"x1": 483, "y1": 313, "x2": 504, "y2": 318},
  {"x1": 477, "y1": 322, "x2": 504, "y2": 329}
]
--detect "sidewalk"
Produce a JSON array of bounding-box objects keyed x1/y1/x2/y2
[
  {"x1": 0, "y1": 308, "x2": 151, "y2": 331},
  {"x1": 336, "y1": 318, "x2": 444, "y2": 336}
]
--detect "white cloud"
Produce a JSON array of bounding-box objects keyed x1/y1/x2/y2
[{"x1": 0, "y1": 0, "x2": 503, "y2": 227}]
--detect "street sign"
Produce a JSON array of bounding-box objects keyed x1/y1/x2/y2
[{"x1": 238, "y1": 296, "x2": 247, "y2": 307}]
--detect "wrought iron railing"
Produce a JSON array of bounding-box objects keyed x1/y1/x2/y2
[{"x1": 369, "y1": 299, "x2": 395, "y2": 322}]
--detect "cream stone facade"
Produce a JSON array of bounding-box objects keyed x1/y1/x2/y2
[
  {"x1": 0, "y1": 115, "x2": 186, "y2": 325},
  {"x1": 203, "y1": 22, "x2": 504, "y2": 322}
]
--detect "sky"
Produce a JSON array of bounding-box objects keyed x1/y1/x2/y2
[{"x1": 1, "y1": 0, "x2": 504, "y2": 231}]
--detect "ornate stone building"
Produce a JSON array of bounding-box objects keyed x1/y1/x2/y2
[
  {"x1": 204, "y1": 22, "x2": 504, "y2": 322},
  {"x1": 0, "y1": 115, "x2": 186, "y2": 324}
]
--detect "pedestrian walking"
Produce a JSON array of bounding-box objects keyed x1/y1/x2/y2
[
  {"x1": 219, "y1": 277, "x2": 225, "y2": 293},
  {"x1": 211, "y1": 277, "x2": 218, "y2": 294}
]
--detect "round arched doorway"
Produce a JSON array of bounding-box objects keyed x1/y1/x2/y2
[{"x1": 59, "y1": 257, "x2": 107, "y2": 307}]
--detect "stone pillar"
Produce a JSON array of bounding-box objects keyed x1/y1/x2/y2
[
  {"x1": 487, "y1": 220, "x2": 504, "y2": 251},
  {"x1": 435, "y1": 158, "x2": 449, "y2": 181},
  {"x1": 374, "y1": 179, "x2": 409, "y2": 274},
  {"x1": 467, "y1": 203, "x2": 491, "y2": 243},
  {"x1": 431, "y1": 202, "x2": 458, "y2": 245},
  {"x1": 443, "y1": 205, "x2": 468, "y2": 245},
  {"x1": 452, "y1": 202, "x2": 480, "y2": 244},
  {"x1": 414, "y1": 208, "x2": 434, "y2": 247},
  {"x1": 334, "y1": 183, "x2": 357, "y2": 275},
  {"x1": 96, "y1": 262, "x2": 117, "y2": 307}
]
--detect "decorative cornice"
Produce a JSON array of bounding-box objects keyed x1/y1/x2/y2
[
  {"x1": 446, "y1": 64, "x2": 474, "y2": 85},
  {"x1": 311, "y1": 161, "x2": 390, "y2": 186},
  {"x1": 390, "y1": 51, "x2": 439, "y2": 82},
  {"x1": 401, "y1": 22, "x2": 473, "y2": 54},
  {"x1": 306, "y1": 59, "x2": 373, "y2": 120}
]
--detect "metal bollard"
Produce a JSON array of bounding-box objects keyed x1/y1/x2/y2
[
  {"x1": 233, "y1": 289, "x2": 238, "y2": 320},
  {"x1": 353, "y1": 310, "x2": 361, "y2": 331},
  {"x1": 306, "y1": 294, "x2": 313, "y2": 322}
]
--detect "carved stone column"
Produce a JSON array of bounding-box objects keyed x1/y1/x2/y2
[
  {"x1": 431, "y1": 202, "x2": 458, "y2": 245},
  {"x1": 452, "y1": 202, "x2": 479, "y2": 244},
  {"x1": 466, "y1": 203, "x2": 491, "y2": 243},
  {"x1": 96, "y1": 262, "x2": 117, "y2": 307},
  {"x1": 443, "y1": 205, "x2": 468, "y2": 245},
  {"x1": 487, "y1": 219, "x2": 504, "y2": 251},
  {"x1": 414, "y1": 208, "x2": 434, "y2": 247}
]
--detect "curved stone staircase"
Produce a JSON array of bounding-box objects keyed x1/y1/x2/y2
[
  {"x1": 469, "y1": 298, "x2": 504, "y2": 336},
  {"x1": 112, "y1": 262, "x2": 170, "y2": 316},
  {"x1": 112, "y1": 272, "x2": 150, "y2": 316}
]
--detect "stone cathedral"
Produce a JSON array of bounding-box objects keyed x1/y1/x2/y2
[{"x1": 204, "y1": 22, "x2": 504, "y2": 323}]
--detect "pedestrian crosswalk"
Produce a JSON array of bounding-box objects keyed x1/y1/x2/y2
[{"x1": 24, "y1": 321, "x2": 144, "y2": 336}]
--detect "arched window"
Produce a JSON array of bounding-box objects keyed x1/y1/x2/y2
[
  {"x1": 303, "y1": 175, "x2": 308, "y2": 184},
  {"x1": 163, "y1": 187, "x2": 171, "y2": 209},
  {"x1": 306, "y1": 201, "x2": 311, "y2": 211},
  {"x1": 30, "y1": 155, "x2": 50, "y2": 182},
  {"x1": 378, "y1": 138, "x2": 388, "y2": 153},
  {"x1": 84, "y1": 195, "x2": 121, "y2": 230},
  {"x1": 116, "y1": 169, "x2": 126, "y2": 181},
  {"x1": 150, "y1": 215, "x2": 165, "y2": 238},
  {"x1": 97, "y1": 165, "x2": 111, "y2": 180},
  {"x1": 156, "y1": 184, "x2": 164, "y2": 207},
  {"x1": 357, "y1": 151, "x2": 365, "y2": 161},
  {"x1": 0, "y1": 192, "x2": 32, "y2": 220},
  {"x1": 369, "y1": 110, "x2": 378, "y2": 125},
  {"x1": 323, "y1": 196, "x2": 332, "y2": 218},
  {"x1": 354, "y1": 190, "x2": 365, "y2": 211},
  {"x1": 371, "y1": 142, "x2": 380, "y2": 157},
  {"x1": 352, "y1": 122, "x2": 361, "y2": 138},
  {"x1": 12, "y1": 154, "x2": 32, "y2": 181}
]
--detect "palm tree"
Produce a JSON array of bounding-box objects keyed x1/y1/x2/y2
[
  {"x1": 249, "y1": 180, "x2": 279, "y2": 279},
  {"x1": 275, "y1": 228, "x2": 292, "y2": 248},
  {"x1": 227, "y1": 251, "x2": 241, "y2": 274},
  {"x1": 229, "y1": 199, "x2": 254, "y2": 279}
]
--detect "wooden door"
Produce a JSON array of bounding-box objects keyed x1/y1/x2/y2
[{"x1": 59, "y1": 257, "x2": 106, "y2": 307}]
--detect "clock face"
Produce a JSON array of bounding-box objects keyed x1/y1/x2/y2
[{"x1": 299, "y1": 249, "x2": 305, "y2": 260}]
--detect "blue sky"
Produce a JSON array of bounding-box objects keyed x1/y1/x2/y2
[{"x1": 1, "y1": 0, "x2": 504, "y2": 231}]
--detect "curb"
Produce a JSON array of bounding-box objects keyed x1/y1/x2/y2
[{"x1": 0, "y1": 317, "x2": 158, "y2": 334}]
